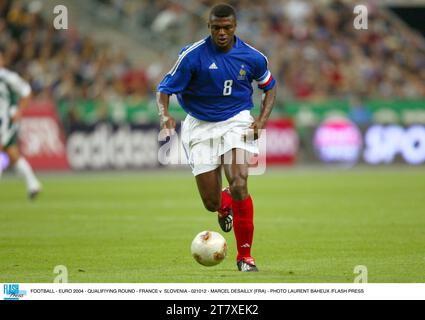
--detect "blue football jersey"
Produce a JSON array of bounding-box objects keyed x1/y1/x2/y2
[{"x1": 157, "y1": 36, "x2": 276, "y2": 122}]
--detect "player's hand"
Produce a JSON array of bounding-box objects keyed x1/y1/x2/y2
[
  {"x1": 245, "y1": 118, "x2": 266, "y2": 141},
  {"x1": 160, "y1": 115, "x2": 176, "y2": 140}
]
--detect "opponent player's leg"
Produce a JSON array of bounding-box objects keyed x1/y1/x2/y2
[
  {"x1": 223, "y1": 148, "x2": 258, "y2": 272},
  {"x1": 195, "y1": 166, "x2": 233, "y2": 232},
  {"x1": 6, "y1": 144, "x2": 41, "y2": 200}
]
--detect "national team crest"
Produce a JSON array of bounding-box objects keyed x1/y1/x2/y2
[{"x1": 237, "y1": 65, "x2": 246, "y2": 80}]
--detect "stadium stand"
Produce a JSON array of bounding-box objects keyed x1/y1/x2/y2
[
  {"x1": 0, "y1": 0, "x2": 423, "y2": 125},
  {"x1": 90, "y1": 0, "x2": 425, "y2": 101}
]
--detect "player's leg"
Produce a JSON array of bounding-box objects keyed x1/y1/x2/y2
[
  {"x1": 195, "y1": 165, "x2": 222, "y2": 212},
  {"x1": 182, "y1": 111, "x2": 234, "y2": 232},
  {"x1": 195, "y1": 165, "x2": 233, "y2": 232},
  {"x1": 5, "y1": 144, "x2": 41, "y2": 199},
  {"x1": 223, "y1": 148, "x2": 258, "y2": 272}
]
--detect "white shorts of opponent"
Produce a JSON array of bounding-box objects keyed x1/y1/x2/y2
[{"x1": 181, "y1": 110, "x2": 259, "y2": 176}]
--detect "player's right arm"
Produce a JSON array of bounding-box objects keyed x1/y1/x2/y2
[
  {"x1": 156, "y1": 91, "x2": 176, "y2": 136},
  {"x1": 156, "y1": 44, "x2": 197, "y2": 136}
]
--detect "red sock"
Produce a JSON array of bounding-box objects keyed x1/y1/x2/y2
[
  {"x1": 232, "y1": 195, "x2": 254, "y2": 261},
  {"x1": 218, "y1": 189, "x2": 232, "y2": 217}
]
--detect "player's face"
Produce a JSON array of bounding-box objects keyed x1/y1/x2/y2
[{"x1": 208, "y1": 16, "x2": 236, "y2": 51}]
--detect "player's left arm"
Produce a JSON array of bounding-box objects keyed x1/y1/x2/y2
[
  {"x1": 250, "y1": 86, "x2": 276, "y2": 140},
  {"x1": 250, "y1": 54, "x2": 277, "y2": 139}
]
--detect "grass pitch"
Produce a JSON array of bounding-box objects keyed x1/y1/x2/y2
[{"x1": 0, "y1": 167, "x2": 424, "y2": 283}]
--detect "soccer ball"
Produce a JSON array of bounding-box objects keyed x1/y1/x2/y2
[{"x1": 191, "y1": 231, "x2": 227, "y2": 266}]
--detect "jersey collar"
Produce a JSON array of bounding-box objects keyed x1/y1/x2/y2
[{"x1": 208, "y1": 35, "x2": 240, "y2": 54}]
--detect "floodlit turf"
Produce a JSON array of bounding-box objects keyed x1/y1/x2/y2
[{"x1": 0, "y1": 167, "x2": 424, "y2": 283}]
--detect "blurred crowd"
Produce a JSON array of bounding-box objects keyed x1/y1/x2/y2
[
  {"x1": 0, "y1": 0, "x2": 424, "y2": 113},
  {"x1": 230, "y1": 0, "x2": 425, "y2": 101},
  {"x1": 97, "y1": 0, "x2": 425, "y2": 102},
  {"x1": 0, "y1": 0, "x2": 148, "y2": 108}
]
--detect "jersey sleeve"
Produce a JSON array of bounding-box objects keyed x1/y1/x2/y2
[
  {"x1": 253, "y1": 56, "x2": 276, "y2": 92},
  {"x1": 157, "y1": 48, "x2": 194, "y2": 95},
  {"x1": 5, "y1": 70, "x2": 31, "y2": 98}
]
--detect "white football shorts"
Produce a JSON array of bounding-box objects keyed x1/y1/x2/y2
[{"x1": 181, "y1": 110, "x2": 259, "y2": 176}]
